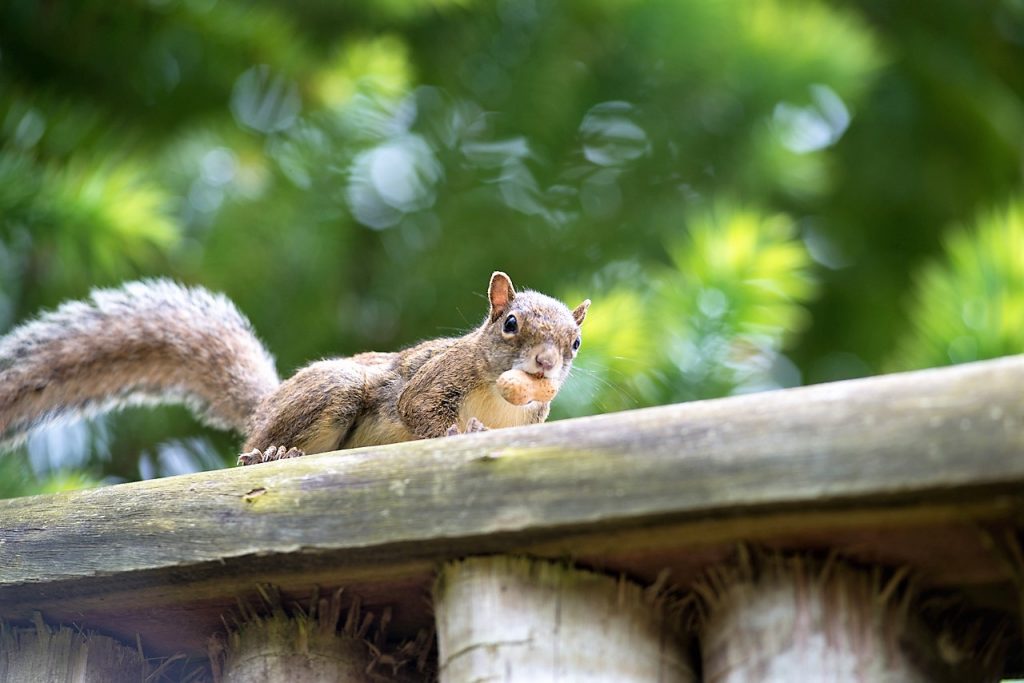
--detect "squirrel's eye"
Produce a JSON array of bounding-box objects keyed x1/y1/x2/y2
[
  {"x1": 503, "y1": 315, "x2": 519, "y2": 334},
  {"x1": 572, "y1": 337, "x2": 581, "y2": 351}
]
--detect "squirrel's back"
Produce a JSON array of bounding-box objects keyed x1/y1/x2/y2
[{"x1": 0, "y1": 280, "x2": 280, "y2": 449}]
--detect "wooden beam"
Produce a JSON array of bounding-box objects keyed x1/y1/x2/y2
[{"x1": 1, "y1": 356, "x2": 1023, "y2": 656}]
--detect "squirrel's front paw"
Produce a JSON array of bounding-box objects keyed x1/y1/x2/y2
[
  {"x1": 445, "y1": 417, "x2": 488, "y2": 437},
  {"x1": 237, "y1": 445, "x2": 306, "y2": 466}
]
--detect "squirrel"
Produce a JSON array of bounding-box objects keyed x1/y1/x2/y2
[{"x1": 0, "y1": 272, "x2": 589, "y2": 465}]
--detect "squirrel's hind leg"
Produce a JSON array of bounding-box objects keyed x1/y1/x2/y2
[{"x1": 238, "y1": 360, "x2": 366, "y2": 466}]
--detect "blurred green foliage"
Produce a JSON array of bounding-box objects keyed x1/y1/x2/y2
[
  {"x1": 892, "y1": 200, "x2": 1024, "y2": 370},
  {"x1": 1, "y1": 0, "x2": 1022, "y2": 497}
]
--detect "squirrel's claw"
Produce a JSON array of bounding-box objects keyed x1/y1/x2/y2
[
  {"x1": 445, "y1": 417, "x2": 489, "y2": 437},
  {"x1": 237, "y1": 445, "x2": 306, "y2": 466}
]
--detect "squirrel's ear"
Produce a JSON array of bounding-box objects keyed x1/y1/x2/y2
[
  {"x1": 572, "y1": 299, "x2": 591, "y2": 326},
  {"x1": 488, "y1": 271, "x2": 516, "y2": 321}
]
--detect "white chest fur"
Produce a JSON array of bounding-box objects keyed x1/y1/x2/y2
[{"x1": 459, "y1": 383, "x2": 537, "y2": 431}]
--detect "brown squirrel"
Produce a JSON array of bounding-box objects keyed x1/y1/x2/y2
[{"x1": 0, "y1": 272, "x2": 589, "y2": 465}]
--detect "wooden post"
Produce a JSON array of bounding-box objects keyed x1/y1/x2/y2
[
  {"x1": 695, "y1": 552, "x2": 1005, "y2": 683},
  {"x1": 433, "y1": 556, "x2": 694, "y2": 682},
  {"x1": 0, "y1": 614, "x2": 151, "y2": 682},
  {"x1": 209, "y1": 585, "x2": 430, "y2": 683}
]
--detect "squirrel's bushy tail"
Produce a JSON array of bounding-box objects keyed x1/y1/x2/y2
[{"x1": 0, "y1": 280, "x2": 280, "y2": 449}]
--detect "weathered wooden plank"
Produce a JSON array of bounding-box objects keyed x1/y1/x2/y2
[
  {"x1": 1, "y1": 356, "x2": 1023, "y2": 656},
  {"x1": 3, "y1": 355, "x2": 1023, "y2": 582}
]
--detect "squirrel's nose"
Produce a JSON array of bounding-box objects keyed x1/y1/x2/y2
[{"x1": 535, "y1": 349, "x2": 558, "y2": 372}]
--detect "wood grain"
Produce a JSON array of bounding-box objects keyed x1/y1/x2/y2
[{"x1": 1, "y1": 356, "x2": 1023, "y2": 656}]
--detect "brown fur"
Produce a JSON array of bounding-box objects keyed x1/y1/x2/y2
[
  {"x1": 0, "y1": 280, "x2": 279, "y2": 448},
  {"x1": 0, "y1": 273, "x2": 589, "y2": 464}
]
